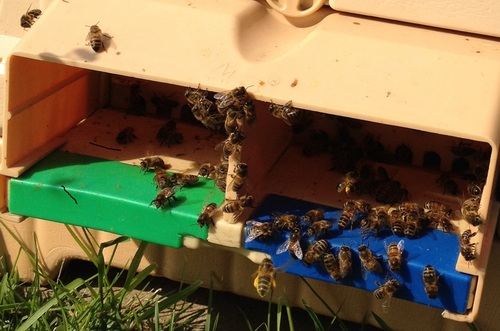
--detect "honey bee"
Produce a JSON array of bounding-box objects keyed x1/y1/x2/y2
[
  {"x1": 459, "y1": 229, "x2": 477, "y2": 262},
  {"x1": 215, "y1": 161, "x2": 229, "y2": 192},
  {"x1": 461, "y1": 197, "x2": 483, "y2": 226},
  {"x1": 214, "y1": 86, "x2": 252, "y2": 114},
  {"x1": 224, "y1": 108, "x2": 245, "y2": 135},
  {"x1": 303, "y1": 209, "x2": 325, "y2": 224},
  {"x1": 254, "y1": 258, "x2": 276, "y2": 298},
  {"x1": 437, "y1": 174, "x2": 460, "y2": 196},
  {"x1": 222, "y1": 194, "x2": 254, "y2": 220},
  {"x1": 422, "y1": 265, "x2": 439, "y2": 299},
  {"x1": 338, "y1": 245, "x2": 353, "y2": 279},
  {"x1": 361, "y1": 206, "x2": 388, "y2": 237},
  {"x1": 197, "y1": 202, "x2": 218, "y2": 228},
  {"x1": 423, "y1": 201, "x2": 454, "y2": 233},
  {"x1": 467, "y1": 182, "x2": 483, "y2": 197},
  {"x1": 323, "y1": 251, "x2": 342, "y2": 281},
  {"x1": 272, "y1": 213, "x2": 301, "y2": 232},
  {"x1": 399, "y1": 202, "x2": 424, "y2": 238},
  {"x1": 85, "y1": 23, "x2": 111, "y2": 52},
  {"x1": 156, "y1": 120, "x2": 183, "y2": 147},
  {"x1": 373, "y1": 180, "x2": 409, "y2": 205},
  {"x1": 168, "y1": 173, "x2": 199, "y2": 188},
  {"x1": 227, "y1": 128, "x2": 246, "y2": 145},
  {"x1": 20, "y1": 6, "x2": 42, "y2": 30},
  {"x1": 150, "y1": 187, "x2": 178, "y2": 209},
  {"x1": 358, "y1": 244, "x2": 383, "y2": 275},
  {"x1": 245, "y1": 220, "x2": 275, "y2": 242},
  {"x1": 153, "y1": 169, "x2": 170, "y2": 189},
  {"x1": 198, "y1": 163, "x2": 216, "y2": 178},
  {"x1": 276, "y1": 228, "x2": 303, "y2": 260},
  {"x1": 242, "y1": 99, "x2": 256, "y2": 124},
  {"x1": 230, "y1": 162, "x2": 248, "y2": 194},
  {"x1": 373, "y1": 279, "x2": 400, "y2": 310},
  {"x1": 116, "y1": 127, "x2": 137, "y2": 145},
  {"x1": 303, "y1": 239, "x2": 330, "y2": 266},
  {"x1": 269, "y1": 100, "x2": 306, "y2": 128},
  {"x1": 386, "y1": 240, "x2": 404, "y2": 272},
  {"x1": 388, "y1": 209, "x2": 405, "y2": 236},
  {"x1": 218, "y1": 139, "x2": 240, "y2": 162},
  {"x1": 339, "y1": 200, "x2": 370, "y2": 230},
  {"x1": 338, "y1": 200, "x2": 356, "y2": 230},
  {"x1": 451, "y1": 141, "x2": 477, "y2": 158},
  {"x1": 337, "y1": 171, "x2": 360, "y2": 195},
  {"x1": 185, "y1": 85, "x2": 208, "y2": 107},
  {"x1": 306, "y1": 220, "x2": 333, "y2": 238},
  {"x1": 140, "y1": 156, "x2": 168, "y2": 172},
  {"x1": 403, "y1": 211, "x2": 423, "y2": 239}
]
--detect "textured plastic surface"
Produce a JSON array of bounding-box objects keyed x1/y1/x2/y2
[
  {"x1": 8, "y1": 150, "x2": 225, "y2": 248},
  {"x1": 330, "y1": 0, "x2": 500, "y2": 38},
  {"x1": 245, "y1": 194, "x2": 474, "y2": 313}
]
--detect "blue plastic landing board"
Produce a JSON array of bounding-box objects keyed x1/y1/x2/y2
[{"x1": 244, "y1": 194, "x2": 473, "y2": 314}]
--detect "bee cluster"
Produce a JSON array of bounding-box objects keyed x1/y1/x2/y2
[
  {"x1": 185, "y1": 85, "x2": 257, "y2": 222},
  {"x1": 136, "y1": 156, "x2": 202, "y2": 210},
  {"x1": 245, "y1": 194, "x2": 474, "y2": 312}
]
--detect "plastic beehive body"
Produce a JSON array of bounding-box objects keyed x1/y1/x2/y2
[{"x1": 1, "y1": 0, "x2": 500, "y2": 324}]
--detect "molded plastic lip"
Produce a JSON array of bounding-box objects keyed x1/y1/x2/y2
[
  {"x1": 245, "y1": 194, "x2": 473, "y2": 314},
  {"x1": 8, "y1": 150, "x2": 225, "y2": 248},
  {"x1": 266, "y1": 0, "x2": 326, "y2": 18}
]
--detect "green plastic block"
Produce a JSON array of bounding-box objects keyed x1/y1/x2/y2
[{"x1": 8, "y1": 151, "x2": 224, "y2": 248}]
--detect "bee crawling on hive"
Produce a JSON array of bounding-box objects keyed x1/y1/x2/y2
[
  {"x1": 245, "y1": 220, "x2": 275, "y2": 243},
  {"x1": 358, "y1": 244, "x2": 383, "y2": 277},
  {"x1": 197, "y1": 202, "x2": 218, "y2": 228},
  {"x1": 221, "y1": 194, "x2": 255, "y2": 222},
  {"x1": 276, "y1": 227, "x2": 303, "y2": 260},
  {"x1": 115, "y1": 127, "x2": 137, "y2": 145},
  {"x1": 422, "y1": 264, "x2": 439, "y2": 299},
  {"x1": 139, "y1": 156, "x2": 169, "y2": 173},
  {"x1": 150, "y1": 187, "x2": 179, "y2": 209},
  {"x1": 386, "y1": 240, "x2": 404, "y2": 273},
  {"x1": 20, "y1": 5, "x2": 42, "y2": 30},
  {"x1": 85, "y1": 22, "x2": 112, "y2": 52},
  {"x1": 373, "y1": 278, "x2": 400, "y2": 312}
]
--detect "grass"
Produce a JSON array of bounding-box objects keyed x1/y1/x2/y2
[{"x1": 0, "y1": 221, "x2": 480, "y2": 330}]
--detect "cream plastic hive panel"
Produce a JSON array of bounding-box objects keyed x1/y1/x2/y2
[
  {"x1": 330, "y1": 0, "x2": 500, "y2": 38},
  {"x1": 1, "y1": 0, "x2": 500, "y2": 324}
]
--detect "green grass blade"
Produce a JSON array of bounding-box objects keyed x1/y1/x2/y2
[
  {"x1": 138, "y1": 280, "x2": 203, "y2": 321},
  {"x1": 283, "y1": 294, "x2": 294, "y2": 331},
  {"x1": 205, "y1": 272, "x2": 215, "y2": 331},
  {"x1": 276, "y1": 296, "x2": 283, "y2": 331},
  {"x1": 266, "y1": 289, "x2": 273, "y2": 331},
  {"x1": 64, "y1": 225, "x2": 98, "y2": 265},
  {"x1": 467, "y1": 323, "x2": 480, "y2": 331},
  {"x1": 124, "y1": 241, "x2": 149, "y2": 289},
  {"x1": 371, "y1": 311, "x2": 394, "y2": 331},
  {"x1": 300, "y1": 277, "x2": 348, "y2": 331},
  {"x1": 16, "y1": 278, "x2": 85, "y2": 331},
  {"x1": 302, "y1": 299, "x2": 325, "y2": 331},
  {"x1": 237, "y1": 306, "x2": 254, "y2": 331},
  {"x1": 125, "y1": 264, "x2": 157, "y2": 292}
]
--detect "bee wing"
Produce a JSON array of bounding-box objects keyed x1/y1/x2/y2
[
  {"x1": 397, "y1": 239, "x2": 405, "y2": 254},
  {"x1": 290, "y1": 241, "x2": 304, "y2": 260},
  {"x1": 361, "y1": 263, "x2": 368, "y2": 280},
  {"x1": 245, "y1": 223, "x2": 265, "y2": 243},
  {"x1": 276, "y1": 238, "x2": 291, "y2": 255},
  {"x1": 382, "y1": 294, "x2": 394, "y2": 313}
]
